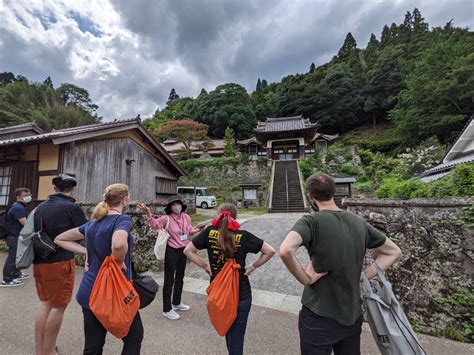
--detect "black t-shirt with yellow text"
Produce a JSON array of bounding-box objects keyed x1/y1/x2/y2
[{"x1": 192, "y1": 226, "x2": 264, "y2": 300}]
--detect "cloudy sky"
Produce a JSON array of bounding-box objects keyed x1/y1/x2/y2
[{"x1": 1, "y1": 0, "x2": 473, "y2": 121}]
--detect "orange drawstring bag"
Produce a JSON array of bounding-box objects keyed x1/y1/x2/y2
[
  {"x1": 89, "y1": 256, "x2": 140, "y2": 339},
  {"x1": 206, "y1": 259, "x2": 241, "y2": 336}
]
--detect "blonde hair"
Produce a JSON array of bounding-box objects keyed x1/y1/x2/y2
[{"x1": 91, "y1": 183, "x2": 129, "y2": 221}]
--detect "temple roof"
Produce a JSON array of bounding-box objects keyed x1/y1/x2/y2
[{"x1": 255, "y1": 115, "x2": 318, "y2": 133}]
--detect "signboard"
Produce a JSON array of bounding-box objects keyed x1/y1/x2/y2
[{"x1": 243, "y1": 189, "x2": 257, "y2": 200}]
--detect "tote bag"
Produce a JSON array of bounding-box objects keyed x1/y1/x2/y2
[
  {"x1": 206, "y1": 259, "x2": 240, "y2": 336},
  {"x1": 153, "y1": 216, "x2": 170, "y2": 261},
  {"x1": 361, "y1": 264, "x2": 426, "y2": 355}
]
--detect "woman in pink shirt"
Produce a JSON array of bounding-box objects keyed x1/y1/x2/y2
[{"x1": 138, "y1": 195, "x2": 202, "y2": 320}]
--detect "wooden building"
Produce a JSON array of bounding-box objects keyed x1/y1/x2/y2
[
  {"x1": 419, "y1": 117, "x2": 474, "y2": 182},
  {"x1": 162, "y1": 139, "x2": 225, "y2": 158},
  {"x1": 0, "y1": 118, "x2": 185, "y2": 206},
  {"x1": 237, "y1": 115, "x2": 339, "y2": 160}
]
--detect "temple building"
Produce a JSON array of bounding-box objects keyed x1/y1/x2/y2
[{"x1": 237, "y1": 115, "x2": 338, "y2": 160}]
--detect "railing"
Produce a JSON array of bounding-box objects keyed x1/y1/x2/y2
[
  {"x1": 296, "y1": 160, "x2": 308, "y2": 211},
  {"x1": 267, "y1": 160, "x2": 276, "y2": 212}
]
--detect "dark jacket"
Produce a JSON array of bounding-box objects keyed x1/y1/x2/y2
[{"x1": 34, "y1": 193, "x2": 87, "y2": 264}]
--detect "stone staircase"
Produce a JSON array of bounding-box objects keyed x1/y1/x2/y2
[{"x1": 270, "y1": 160, "x2": 306, "y2": 213}]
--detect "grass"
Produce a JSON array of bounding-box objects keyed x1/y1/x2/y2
[
  {"x1": 0, "y1": 240, "x2": 6, "y2": 253},
  {"x1": 238, "y1": 205, "x2": 268, "y2": 215},
  {"x1": 189, "y1": 213, "x2": 212, "y2": 226}
]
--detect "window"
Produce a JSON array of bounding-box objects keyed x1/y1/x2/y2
[
  {"x1": 156, "y1": 177, "x2": 177, "y2": 196},
  {"x1": 0, "y1": 165, "x2": 12, "y2": 206}
]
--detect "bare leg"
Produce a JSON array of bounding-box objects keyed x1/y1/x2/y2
[
  {"x1": 43, "y1": 307, "x2": 66, "y2": 355},
  {"x1": 35, "y1": 301, "x2": 52, "y2": 355}
]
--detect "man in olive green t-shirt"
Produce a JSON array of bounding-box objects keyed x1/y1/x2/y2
[{"x1": 280, "y1": 172, "x2": 401, "y2": 355}]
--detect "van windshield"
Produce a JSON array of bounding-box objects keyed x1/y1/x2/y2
[{"x1": 197, "y1": 189, "x2": 209, "y2": 196}]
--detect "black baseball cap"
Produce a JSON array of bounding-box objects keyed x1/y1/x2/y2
[{"x1": 52, "y1": 174, "x2": 77, "y2": 187}]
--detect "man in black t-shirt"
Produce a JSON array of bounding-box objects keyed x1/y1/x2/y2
[
  {"x1": 1, "y1": 187, "x2": 32, "y2": 287},
  {"x1": 33, "y1": 174, "x2": 87, "y2": 355},
  {"x1": 280, "y1": 172, "x2": 402, "y2": 355}
]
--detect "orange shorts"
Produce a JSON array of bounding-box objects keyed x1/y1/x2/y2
[{"x1": 33, "y1": 259, "x2": 75, "y2": 308}]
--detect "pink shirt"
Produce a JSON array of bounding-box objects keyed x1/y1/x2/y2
[{"x1": 147, "y1": 213, "x2": 193, "y2": 249}]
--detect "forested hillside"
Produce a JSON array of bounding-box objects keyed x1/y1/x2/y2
[
  {"x1": 145, "y1": 8, "x2": 473, "y2": 148},
  {"x1": 0, "y1": 73, "x2": 100, "y2": 130},
  {"x1": 1, "y1": 8, "x2": 472, "y2": 151}
]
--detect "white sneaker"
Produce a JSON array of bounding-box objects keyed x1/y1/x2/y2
[
  {"x1": 172, "y1": 303, "x2": 191, "y2": 311},
  {"x1": 163, "y1": 309, "x2": 180, "y2": 320}
]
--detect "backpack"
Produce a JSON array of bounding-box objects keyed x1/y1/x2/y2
[
  {"x1": 87, "y1": 220, "x2": 140, "y2": 339},
  {"x1": 0, "y1": 205, "x2": 13, "y2": 239},
  {"x1": 16, "y1": 208, "x2": 38, "y2": 269},
  {"x1": 361, "y1": 263, "x2": 426, "y2": 355},
  {"x1": 206, "y1": 258, "x2": 241, "y2": 336}
]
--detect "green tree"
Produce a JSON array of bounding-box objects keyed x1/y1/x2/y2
[
  {"x1": 154, "y1": 119, "x2": 209, "y2": 150},
  {"x1": 191, "y1": 83, "x2": 256, "y2": 139},
  {"x1": 166, "y1": 88, "x2": 180, "y2": 106},
  {"x1": 223, "y1": 127, "x2": 236, "y2": 157},
  {"x1": 57, "y1": 83, "x2": 98, "y2": 115},
  {"x1": 337, "y1": 32, "x2": 357, "y2": 61}
]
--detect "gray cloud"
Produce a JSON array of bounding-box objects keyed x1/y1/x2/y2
[{"x1": 1, "y1": 0, "x2": 473, "y2": 120}]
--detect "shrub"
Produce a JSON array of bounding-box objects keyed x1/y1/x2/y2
[
  {"x1": 376, "y1": 163, "x2": 474, "y2": 199},
  {"x1": 338, "y1": 163, "x2": 359, "y2": 176}
]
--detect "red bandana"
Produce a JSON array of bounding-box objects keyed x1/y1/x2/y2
[{"x1": 211, "y1": 211, "x2": 240, "y2": 230}]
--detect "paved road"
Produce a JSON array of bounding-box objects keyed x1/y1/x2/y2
[{"x1": 186, "y1": 213, "x2": 308, "y2": 296}]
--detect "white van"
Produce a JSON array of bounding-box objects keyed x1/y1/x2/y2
[{"x1": 177, "y1": 186, "x2": 217, "y2": 209}]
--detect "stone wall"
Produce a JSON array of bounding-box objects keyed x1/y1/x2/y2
[
  {"x1": 179, "y1": 158, "x2": 272, "y2": 207},
  {"x1": 343, "y1": 197, "x2": 474, "y2": 341},
  {"x1": 78, "y1": 197, "x2": 196, "y2": 273}
]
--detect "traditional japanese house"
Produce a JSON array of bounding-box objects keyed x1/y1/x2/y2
[{"x1": 0, "y1": 118, "x2": 185, "y2": 206}]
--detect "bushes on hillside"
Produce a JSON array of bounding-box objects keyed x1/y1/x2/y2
[{"x1": 375, "y1": 164, "x2": 474, "y2": 199}]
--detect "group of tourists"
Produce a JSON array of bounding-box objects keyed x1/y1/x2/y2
[{"x1": 1, "y1": 171, "x2": 402, "y2": 355}]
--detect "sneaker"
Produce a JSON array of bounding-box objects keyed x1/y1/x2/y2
[
  {"x1": 14, "y1": 272, "x2": 31, "y2": 281},
  {"x1": 0, "y1": 279, "x2": 24, "y2": 287},
  {"x1": 172, "y1": 303, "x2": 191, "y2": 311},
  {"x1": 163, "y1": 309, "x2": 180, "y2": 320}
]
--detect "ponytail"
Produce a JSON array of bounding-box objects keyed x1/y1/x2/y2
[
  {"x1": 218, "y1": 216, "x2": 235, "y2": 259},
  {"x1": 91, "y1": 201, "x2": 109, "y2": 221},
  {"x1": 91, "y1": 183, "x2": 129, "y2": 221}
]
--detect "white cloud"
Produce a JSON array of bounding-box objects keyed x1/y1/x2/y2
[{"x1": 1, "y1": 0, "x2": 473, "y2": 120}]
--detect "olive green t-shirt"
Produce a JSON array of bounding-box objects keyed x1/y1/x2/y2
[{"x1": 291, "y1": 210, "x2": 387, "y2": 326}]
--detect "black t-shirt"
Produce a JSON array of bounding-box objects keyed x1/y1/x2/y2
[
  {"x1": 6, "y1": 201, "x2": 28, "y2": 238},
  {"x1": 34, "y1": 193, "x2": 87, "y2": 264},
  {"x1": 192, "y1": 226, "x2": 264, "y2": 300}
]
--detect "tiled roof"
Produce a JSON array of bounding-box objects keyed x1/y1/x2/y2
[
  {"x1": 421, "y1": 152, "x2": 474, "y2": 176},
  {"x1": 163, "y1": 139, "x2": 225, "y2": 153},
  {"x1": 255, "y1": 115, "x2": 317, "y2": 133},
  {"x1": 237, "y1": 137, "x2": 258, "y2": 145},
  {"x1": 0, "y1": 118, "x2": 140, "y2": 146},
  {"x1": 0, "y1": 122, "x2": 45, "y2": 138},
  {"x1": 334, "y1": 177, "x2": 357, "y2": 183},
  {"x1": 419, "y1": 172, "x2": 449, "y2": 183},
  {"x1": 443, "y1": 117, "x2": 473, "y2": 163},
  {"x1": 311, "y1": 132, "x2": 339, "y2": 142}
]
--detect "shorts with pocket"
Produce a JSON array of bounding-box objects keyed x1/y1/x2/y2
[{"x1": 33, "y1": 259, "x2": 75, "y2": 308}]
